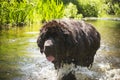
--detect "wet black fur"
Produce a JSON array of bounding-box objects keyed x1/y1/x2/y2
[{"x1": 37, "y1": 19, "x2": 101, "y2": 69}]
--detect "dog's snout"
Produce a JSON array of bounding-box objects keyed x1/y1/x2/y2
[
  {"x1": 44, "y1": 38, "x2": 54, "y2": 47},
  {"x1": 44, "y1": 38, "x2": 55, "y2": 53}
]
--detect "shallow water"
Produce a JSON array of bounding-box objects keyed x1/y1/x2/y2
[{"x1": 0, "y1": 20, "x2": 120, "y2": 80}]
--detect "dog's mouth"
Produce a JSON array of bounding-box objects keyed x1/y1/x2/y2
[
  {"x1": 46, "y1": 55, "x2": 55, "y2": 62},
  {"x1": 44, "y1": 38, "x2": 56, "y2": 62}
]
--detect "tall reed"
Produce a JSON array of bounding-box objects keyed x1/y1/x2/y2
[
  {"x1": 0, "y1": 0, "x2": 64, "y2": 27},
  {"x1": 36, "y1": 0, "x2": 64, "y2": 22}
]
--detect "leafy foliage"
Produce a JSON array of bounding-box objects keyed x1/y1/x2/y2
[
  {"x1": 0, "y1": 0, "x2": 119, "y2": 28},
  {"x1": 0, "y1": 0, "x2": 34, "y2": 26},
  {"x1": 36, "y1": 0, "x2": 64, "y2": 22},
  {"x1": 0, "y1": 0, "x2": 64, "y2": 26},
  {"x1": 105, "y1": 0, "x2": 120, "y2": 15},
  {"x1": 64, "y1": 3, "x2": 78, "y2": 18}
]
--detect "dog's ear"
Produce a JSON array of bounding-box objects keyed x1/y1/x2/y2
[{"x1": 37, "y1": 35, "x2": 44, "y2": 54}]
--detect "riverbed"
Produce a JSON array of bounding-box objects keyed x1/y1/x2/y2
[{"x1": 0, "y1": 20, "x2": 120, "y2": 80}]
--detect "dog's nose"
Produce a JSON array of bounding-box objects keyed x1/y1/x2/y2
[
  {"x1": 44, "y1": 38, "x2": 54, "y2": 47},
  {"x1": 44, "y1": 38, "x2": 54, "y2": 53}
]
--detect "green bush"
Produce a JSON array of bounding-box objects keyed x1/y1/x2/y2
[
  {"x1": 76, "y1": 0, "x2": 120, "y2": 17},
  {"x1": 77, "y1": 0, "x2": 100, "y2": 17},
  {"x1": 105, "y1": 0, "x2": 120, "y2": 16},
  {"x1": 11, "y1": 2, "x2": 33, "y2": 26},
  {"x1": 114, "y1": 4, "x2": 120, "y2": 15},
  {"x1": 0, "y1": 1, "x2": 11, "y2": 25},
  {"x1": 64, "y1": 2, "x2": 83, "y2": 19},
  {"x1": 0, "y1": 0, "x2": 64, "y2": 26},
  {"x1": 37, "y1": 0, "x2": 64, "y2": 22},
  {"x1": 64, "y1": 3, "x2": 78, "y2": 18},
  {"x1": 0, "y1": 0, "x2": 34, "y2": 26}
]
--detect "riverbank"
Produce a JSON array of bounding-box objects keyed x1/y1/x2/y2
[{"x1": 82, "y1": 17, "x2": 120, "y2": 21}]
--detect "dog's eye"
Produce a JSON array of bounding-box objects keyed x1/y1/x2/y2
[
  {"x1": 41, "y1": 34, "x2": 45, "y2": 39},
  {"x1": 55, "y1": 37, "x2": 59, "y2": 41},
  {"x1": 51, "y1": 32, "x2": 58, "y2": 38},
  {"x1": 41, "y1": 33, "x2": 48, "y2": 40},
  {"x1": 64, "y1": 34, "x2": 69, "y2": 38}
]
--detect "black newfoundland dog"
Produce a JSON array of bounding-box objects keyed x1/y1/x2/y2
[{"x1": 37, "y1": 19, "x2": 100, "y2": 79}]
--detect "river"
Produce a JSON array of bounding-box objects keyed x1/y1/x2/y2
[{"x1": 0, "y1": 20, "x2": 120, "y2": 80}]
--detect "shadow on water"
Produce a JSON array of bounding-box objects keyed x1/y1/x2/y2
[{"x1": 0, "y1": 20, "x2": 120, "y2": 80}]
